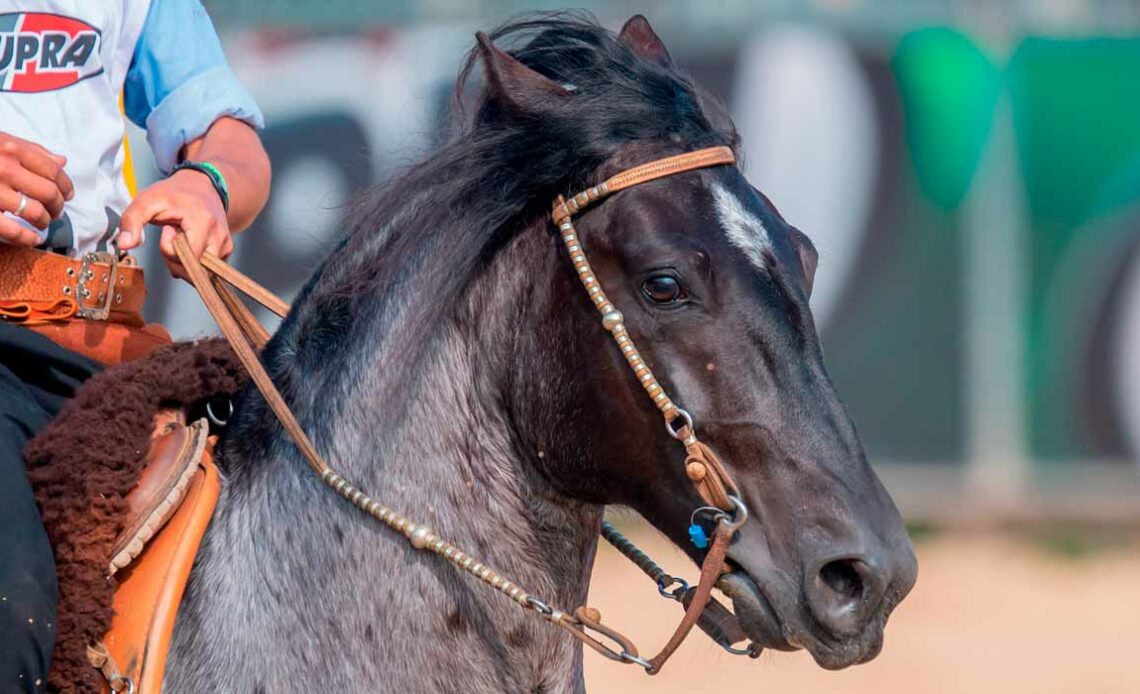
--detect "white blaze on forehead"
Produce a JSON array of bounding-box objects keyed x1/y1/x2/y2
[{"x1": 711, "y1": 183, "x2": 770, "y2": 273}]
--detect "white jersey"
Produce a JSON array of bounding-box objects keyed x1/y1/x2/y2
[{"x1": 0, "y1": 2, "x2": 151, "y2": 255}]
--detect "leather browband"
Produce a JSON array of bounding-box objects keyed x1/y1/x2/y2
[{"x1": 551, "y1": 145, "x2": 735, "y2": 225}]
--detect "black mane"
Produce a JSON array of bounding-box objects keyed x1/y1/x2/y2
[{"x1": 230, "y1": 13, "x2": 737, "y2": 458}]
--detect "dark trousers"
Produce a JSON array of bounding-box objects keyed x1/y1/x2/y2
[{"x1": 0, "y1": 324, "x2": 100, "y2": 692}]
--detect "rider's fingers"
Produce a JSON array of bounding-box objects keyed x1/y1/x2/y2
[
  {"x1": 120, "y1": 190, "x2": 189, "y2": 250},
  {"x1": 0, "y1": 186, "x2": 50, "y2": 229},
  {"x1": 117, "y1": 226, "x2": 146, "y2": 250},
  {"x1": 203, "y1": 217, "x2": 231, "y2": 259},
  {"x1": 0, "y1": 154, "x2": 65, "y2": 218},
  {"x1": 15, "y1": 169, "x2": 65, "y2": 219},
  {"x1": 158, "y1": 225, "x2": 181, "y2": 264},
  {"x1": 0, "y1": 214, "x2": 41, "y2": 246},
  {"x1": 160, "y1": 227, "x2": 192, "y2": 281},
  {"x1": 5, "y1": 139, "x2": 73, "y2": 201},
  {"x1": 124, "y1": 186, "x2": 227, "y2": 279},
  {"x1": 159, "y1": 224, "x2": 210, "y2": 282},
  {"x1": 184, "y1": 214, "x2": 211, "y2": 257},
  {"x1": 215, "y1": 233, "x2": 234, "y2": 260},
  {"x1": 56, "y1": 163, "x2": 74, "y2": 201},
  {"x1": 163, "y1": 254, "x2": 189, "y2": 282},
  {"x1": 15, "y1": 137, "x2": 63, "y2": 166},
  {"x1": 33, "y1": 147, "x2": 72, "y2": 201},
  {"x1": 159, "y1": 216, "x2": 208, "y2": 258},
  {"x1": 119, "y1": 191, "x2": 168, "y2": 246}
]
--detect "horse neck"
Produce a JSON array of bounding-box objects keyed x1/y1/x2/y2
[
  {"x1": 169, "y1": 223, "x2": 603, "y2": 692},
  {"x1": 326, "y1": 216, "x2": 603, "y2": 598}
]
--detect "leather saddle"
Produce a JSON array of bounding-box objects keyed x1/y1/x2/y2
[{"x1": 87, "y1": 409, "x2": 221, "y2": 693}]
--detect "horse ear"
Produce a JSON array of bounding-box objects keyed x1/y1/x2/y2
[
  {"x1": 475, "y1": 32, "x2": 569, "y2": 111},
  {"x1": 618, "y1": 15, "x2": 673, "y2": 67},
  {"x1": 788, "y1": 227, "x2": 818, "y2": 297}
]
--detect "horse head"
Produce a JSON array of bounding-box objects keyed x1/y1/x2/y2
[
  {"x1": 477, "y1": 15, "x2": 918, "y2": 669},
  {"x1": 171, "y1": 14, "x2": 917, "y2": 689}
]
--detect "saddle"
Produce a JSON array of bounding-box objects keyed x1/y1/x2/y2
[
  {"x1": 87, "y1": 412, "x2": 220, "y2": 693},
  {"x1": 24, "y1": 336, "x2": 246, "y2": 693}
]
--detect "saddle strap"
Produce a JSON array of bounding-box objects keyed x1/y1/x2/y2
[{"x1": 172, "y1": 235, "x2": 734, "y2": 675}]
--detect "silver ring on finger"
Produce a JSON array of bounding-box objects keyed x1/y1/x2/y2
[{"x1": 14, "y1": 193, "x2": 28, "y2": 217}]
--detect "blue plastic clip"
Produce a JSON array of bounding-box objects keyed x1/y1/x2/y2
[{"x1": 688, "y1": 523, "x2": 709, "y2": 549}]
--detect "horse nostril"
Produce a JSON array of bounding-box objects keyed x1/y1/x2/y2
[
  {"x1": 807, "y1": 557, "x2": 885, "y2": 637},
  {"x1": 820, "y1": 559, "x2": 864, "y2": 603}
]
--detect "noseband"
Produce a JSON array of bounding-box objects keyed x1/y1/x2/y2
[{"x1": 176, "y1": 145, "x2": 751, "y2": 676}]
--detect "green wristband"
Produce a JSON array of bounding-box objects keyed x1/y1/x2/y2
[{"x1": 172, "y1": 160, "x2": 230, "y2": 213}]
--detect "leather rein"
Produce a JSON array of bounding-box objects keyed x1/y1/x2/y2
[{"x1": 173, "y1": 145, "x2": 751, "y2": 675}]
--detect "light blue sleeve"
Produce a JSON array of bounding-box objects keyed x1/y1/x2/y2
[{"x1": 123, "y1": 0, "x2": 265, "y2": 174}]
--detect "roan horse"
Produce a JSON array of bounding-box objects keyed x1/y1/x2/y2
[{"x1": 164, "y1": 14, "x2": 917, "y2": 692}]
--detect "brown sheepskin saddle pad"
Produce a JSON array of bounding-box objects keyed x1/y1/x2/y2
[{"x1": 25, "y1": 339, "x2": 246, "y2": 692}]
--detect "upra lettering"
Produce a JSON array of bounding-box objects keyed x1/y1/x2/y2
[{"x1": 0, "y1": 32, "x2": 97, "y2": 72}]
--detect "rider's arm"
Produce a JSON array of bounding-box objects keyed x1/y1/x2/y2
[
  {"x1": 180, "y1": 117, "x2": 270, "y2": 236},
  {"x1": 117, "y1": 0, "x2": 269, "y2": 278}
]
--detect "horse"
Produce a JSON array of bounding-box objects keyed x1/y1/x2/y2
[{"x1": 163, "y1": 14, "x2": 917, "y2": 692}]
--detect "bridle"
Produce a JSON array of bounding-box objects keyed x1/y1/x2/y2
[{"x1": 175, "y1": 145, "x2": 753, "y2": 675}]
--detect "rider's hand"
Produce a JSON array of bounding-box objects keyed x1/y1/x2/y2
[
  {"x1": 0, "y1": 131, "x2": 75, "y2": 245},
  {"x1": 119, "y1": 168, "x2": 233, "y2": 281}
]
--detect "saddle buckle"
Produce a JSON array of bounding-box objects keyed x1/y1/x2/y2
[{"x1": 75, "y1": 251, "x2": 118, "y2": 321}]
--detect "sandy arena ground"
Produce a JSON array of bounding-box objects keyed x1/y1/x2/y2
[{"x1": 583, "y1": 523, "x2": 1140, "y2": 694}]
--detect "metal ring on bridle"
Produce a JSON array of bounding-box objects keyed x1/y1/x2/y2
[
  {"x1": 525, "y1": 596, "x2": 554, "y2": 616},
  {"x1": 620, "y1": 650, "x2": 654, "y2": 671},
  {"x1": 656, "y1": 574, "x2": 690, "y2": 600},
  {"x1": 690, "y1": 505, "x2": 730, "y2": 528},
  {"x1": 722, "y1": 495, "x2": 748, "y2": 532},
  {"x1": 723, "y1": 641, "x2": 763, "y2": 658},
  {"x1": 664, "y1": 407, "x2": 693, "y2": 440},
  {"x1": 110, "y1": 676, "x2": 136, "y2": 694},
  {"x1": 205, "y1": 397, "x2": 233, "y2": 427}
]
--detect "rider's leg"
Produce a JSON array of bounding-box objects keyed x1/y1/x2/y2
[{"x1": 0, "y1": 324, "x2": 100, "y2": 692}]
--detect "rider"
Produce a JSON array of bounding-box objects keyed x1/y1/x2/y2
[{"x1": 0, "y1": 1, "x2": 269, "y2": 689}]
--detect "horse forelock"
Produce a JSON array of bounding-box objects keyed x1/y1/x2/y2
[{"x1": 303, "y1": 18, "x2": 725, "y2": 346}]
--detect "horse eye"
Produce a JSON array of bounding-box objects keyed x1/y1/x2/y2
[{"x1": 642, "y1": 273, "x2": 685, "y2": 304}]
